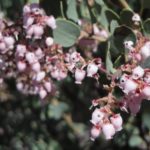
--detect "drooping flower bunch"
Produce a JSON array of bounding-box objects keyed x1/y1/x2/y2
[
  {"x1": 0, "y1": 3, "x2": 105, "y2": 100},
  {"x1": 89, "y1": 32, "x2": 150, "y2": 141}
]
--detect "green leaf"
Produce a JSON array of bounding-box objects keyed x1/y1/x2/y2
[
  {"x1": 120, "y1": 9, "x2": 134, "y2": 27},
  {"x1": 47, "y1": 139, "x2": 62, "y2": 150},
  {"x1": 2, "y1": 0, "x2": 12, "y2": 8},
  {"x1": 28, "y1": 0, "x2": 39, "y2": 3},
  {"x1": 95, "y1": 0, "x2": 105, "y2": 5},
  {"x1": 141, "y1": 56, "x2": 150, "y2": 68},
  {"x1": 48, "y1": 102, "x2": 69, "y2": 120},
  {"x1": 105, "y1": 9, "x2": 120, "y2": 24},
  {"x1": 143, "y1": 19, "x2": 150, "y2": 37},
  {"x1": 106, "y1": 42, "x2": 116, "y2": 74},
  {"x1": 110, "y1": 20, "x2": 119, "y2": 34},
  {"x1": 129, "y1": 135, "x2": 143, "y2": 147},
  {"x1": 95, "y1": 6, "x2": 119, "y2": 30},
  {"x1": 53, "y1": 19, "x2": 80, "y2": 47},
  {"x1": 78, "y1": 0, "x2": 91, "y2": 20},
  {"x1": 66, "y1": 0, "x2": 79, "y2": 22}
]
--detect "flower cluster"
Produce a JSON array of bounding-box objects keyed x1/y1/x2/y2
[
  {"x1": 0, "y1": 3, "x2": 64, "y2": 99},
  {"x1": 65, "y1": 50, "x2": 102, "y2": 84},
  {"x1": 23, "y1": 3, "x2": 56, "y2": 39},
  {"x1": 90, "y1": 106, "x2": 123, "y2": 141},
  {"x1": 0, "y1": 3, "x2": 105, "y2": 100},
  {"x1": 89, "y1": 34, "x2": 150, "y2": 141}
]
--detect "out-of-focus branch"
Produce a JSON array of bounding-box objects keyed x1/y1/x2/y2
[{"x1": 118, "y1": 0, "x2": 132, "y2": 11}]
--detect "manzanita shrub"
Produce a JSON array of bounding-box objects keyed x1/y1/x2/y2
[{"x1": 1, "y1": 0, "x2": 150, "y2": 149}]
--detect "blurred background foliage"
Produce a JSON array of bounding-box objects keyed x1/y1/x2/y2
[{"x1": 0, "y1": 0, "x2": 150, "y2": 150}]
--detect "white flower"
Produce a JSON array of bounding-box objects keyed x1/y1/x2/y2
[
  {"x1": 74, "y1": 69, "x2": 86, "y2": 84},
  {"x1": 119, "y1": 74, "x2": 129, "y2": 88},
  {"x1": 16, "y1": 82, "x2": 24, "y2": 91},
  {"x1": 23, "y1": 5, "x2": 31, "y2": 14},
  {"x1": 39, "y1": 88, "x2": 47, "y2": 99},
  {"x1": 26, "y1": 25, "x2": 34, "y2": 38},
  {"x1": 90, "y1": 126, "x2": 101, "y2": 141},
  {"x1": 16, "y1": 44, "x2": 26, "y2": 57},
  {"x1": 45, "y1": 37, "x2": 54, "y2": 47},
  {"x1": 44, "y1": 81, "x2": 52, "y2": 92},
  {"x1": 142, "y1": 86, "x2": 150, "y2": 100},
  {"x1": 17, "y1": 61, "x2": 26, "y2": 71},
  {"x1": 123, "y1": 79, "x2": 138, "y2": 94},
  {"x1": 46, "y1": 16, "x2": 56, "y2": 29},
  {"x1": 132, "y1": 66, "x2": 144, "y2": 80},
  {"x1": 90, "y1": 108, "x2": 105, "y2": 125},
  {"x1": 87, "y1": 63, "x2": 98, "y2": 77},
  {"x1": 132, "y1": 13, "x2": 141, "y2": 22},
  {"x1": 124, "y1": 41, "x2": 134, "y2": 50},
  {"x1": 4, "y1": 36, "x2": 15, "y2": 49},
  {"x1": 102, "y1": 123, "x2": 115, "y2": 140},
  {"x1": 140, "y1": 42, "x2": 150, "y2": 60},
  {"x1": 36, "y1": 71, "x2": 46, "y2": 82},
  {"x1": 34, "y1": 48, "x2": 44, "y2": 59},
  {"x1": 25, "y1": 52, "x2": 37, "y2": 64},
  {"x1": 33, "y1": 25, "x2": 44, "y2": 39},
  {"x1": 110, "y1": 114, "x2": 123, "y2": 132},
  {"x1": 25, "y1": 17, "x2": 34, "y2": 28},
  {"x1": 144, "y1": 73, "x2": 150, "y2": 83},
  {"x1": 0, "y1": 42, "x2": 6, "y2": 51},
  {"x1": 70, "y1": 52, "x2": 80, "y2": 63},
  {"x1": 31, "y1": 62, "x2": 41, "y2": 72}
]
